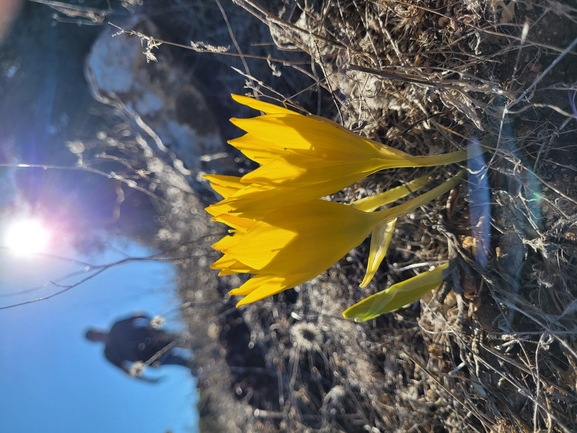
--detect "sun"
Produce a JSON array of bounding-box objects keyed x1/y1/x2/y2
[{"x1": 4, "y1": 219, "x2": 51, "y2": 255}]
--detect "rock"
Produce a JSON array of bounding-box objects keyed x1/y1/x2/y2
[{"x1": 85, "y1": 17, "x2": 232, "y2": 192}]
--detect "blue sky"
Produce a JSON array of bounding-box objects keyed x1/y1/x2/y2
[
  {"x1": 0, "y1": 240, "x2": 199, "y2": 433},
  {"x1": 0, "y1": 5, "x2": 199, "y2": 431}
]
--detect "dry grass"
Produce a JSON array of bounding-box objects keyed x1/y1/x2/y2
[
  {"x1": 171, "y1": 1, "x2": 577, "y2": 431},
  {"x1": 79, "y1": 0, "x2": 577, "y2": 431}
]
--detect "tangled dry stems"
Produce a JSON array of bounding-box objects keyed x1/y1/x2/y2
[
  {"x1": 186, "y1": 0, "x2": 577, "y2": 431},
  {"x1": 76, "y1": 0, "x2": 577, "y2": 431}
]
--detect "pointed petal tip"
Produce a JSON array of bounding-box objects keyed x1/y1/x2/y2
[
  {"x1": 235, "y1": 298, "x2": 250, "y2": 308},
  {"x1": 231, "y1": 94, "x2": 251, "y2": 107},
  {"x1": 230, "y1": 291, "x2": 254, "y2": 308},
  {"x1": 231, "y1": 94, "x2": 296, "y2": 115},
  {"x1": 229, "y1": 117, "x2": 243, "y2": 128},
  {"x1": 227, "y1": 288, "x2": 249, "y2": 308}
]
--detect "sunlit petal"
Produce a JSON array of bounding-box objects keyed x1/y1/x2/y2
[
  {"x1": 211, "y1": 233, "x2": 243, "y2": 251},
  {"x1": 223, "y1": 200, "x2": 382, "y2": 275},
  {"x1": 228, "y1": 135, "x2": 289, "y2": 165},
  {"x1": 230, "y1": 272, "x2": 310, "y2": 306},
  {"x1": 240, "y1": 155, "x2": 386, "y2": 186},
  {"x1": 360, "y1": 218, "x2": 397, "y2": 288},
  {"x1": 203, "y1": 174, "x2": 244, "y2": 199},
  {"x1": 231, "y1": 114, "x2": 397, "y2": 161},
  {"x1": 212, "y1": 254, "x2": 257, "y2": 275},
  {"x1": 232, "y1": 94, "x2": 297, "y2": 115}
]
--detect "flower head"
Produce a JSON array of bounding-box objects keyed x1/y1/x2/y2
[
  {"x1": 206, "y1": 172, "x2": 464, "y2": 306},
  {"x1": 212, "y1": 199, "x2": 383, "y2": 306},
  {"x1": 203, "y1": 94, "x2": 470, "y2": 309},
  {"x1": 209, "y1": 95, "x2": 467, "y2": 216}
]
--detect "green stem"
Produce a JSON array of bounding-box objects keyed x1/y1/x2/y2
[
  {"x1": 403, "y1": 150, "x2": 467, "y2": 167},
  {"x1": 375, "y1": 170, "x2": 465, "y2": 221},
  {"x1": 351, "y1": 175, "x2": 430, "y2": 212}
]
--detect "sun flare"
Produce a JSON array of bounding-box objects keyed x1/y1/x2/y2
[{"x1": 4, "y1": 219, "x2": 51, "y2": 255}]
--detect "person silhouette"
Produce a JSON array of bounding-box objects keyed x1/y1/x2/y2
[{"x1": 85, "y1": 313, "x2": 190, "y2": 383}]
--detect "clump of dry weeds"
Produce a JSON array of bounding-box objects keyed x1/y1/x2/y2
[
  {"x1": 181, "y1": 1, "x2": 577, "y2": 431},
  {"x1": 95, "y1": 0, "x2": 577, "y2": 431}
]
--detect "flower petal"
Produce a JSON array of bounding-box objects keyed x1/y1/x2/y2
[
  {"x1": 228, "y1": 135, "x2": 289, "y2": 165},
  {"x1": 360, "y1": 218, "x2": 397, "y2": 288},
  {"x1": 232, "y1": 94, "x2": 297, "y2": 115},
  {"x1": 211, "y1": 214, "x2": 257, "y2": 231},
  {"x1": 208, "y1": 175, "x2": 363, "y2": 216},
  {"x1": 240, "y1": 155, "x2": 386, "y2": 186},
  {"x1": 230, "y1": 272, "x2": 310, "y2": 306},
  {"x1": 212, "y1": 254, "x2": 257, "y2": 275},
  {"x1": 211, "y1": 254, "x2": 240, "y2": 270},
  {"x1": 211, "y1": 233, "x2": 241, "y2": 251},
  {"x1": 223, "y1": 200, "x2": 382, "y2": 276},
  {"x1": 203, "y1": 174, "x2": 244, "y2": 199},
  {"x1": 231, "y1": 114, "x2": 393, "y2": 161}
]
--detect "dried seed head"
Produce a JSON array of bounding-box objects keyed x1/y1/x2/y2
[
  {"x1": 150, "y1": 315, "x2": 165, "y2": 329},
  {"x1": 290, "y1": 322, "x2": 323, "y2": 351},
  {"x1": 129, "y1": 361, "x2": 145, "y2": 377}
]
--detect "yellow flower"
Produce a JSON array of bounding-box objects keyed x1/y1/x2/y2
[
  {"x1": 209, "y1": 95, "x2": 467, "y2": 216},
  {"x1": 203, "y1": 95, "x2": 472, "y2": 308},
  {"x1": 210, "y1": 200, "x2": 380, "y2": 305},
  {"x1": 207, "y1": 172, "x2": 463, "y2": 306}
]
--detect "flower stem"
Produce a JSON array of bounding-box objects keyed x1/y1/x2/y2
[
  {"x1": 403, "y1": 150, "x2": 467, "y2": 167},
  {"x1": 351, "y1": 175, "x2": 430, "y2": 212},
  {"x1": 375, "y1": 170, "x2": 465, "y2": 221}
]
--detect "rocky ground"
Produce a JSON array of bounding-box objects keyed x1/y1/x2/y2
[{"x1": 20, "y1": 0, "x2": 577, "y2": 431}]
